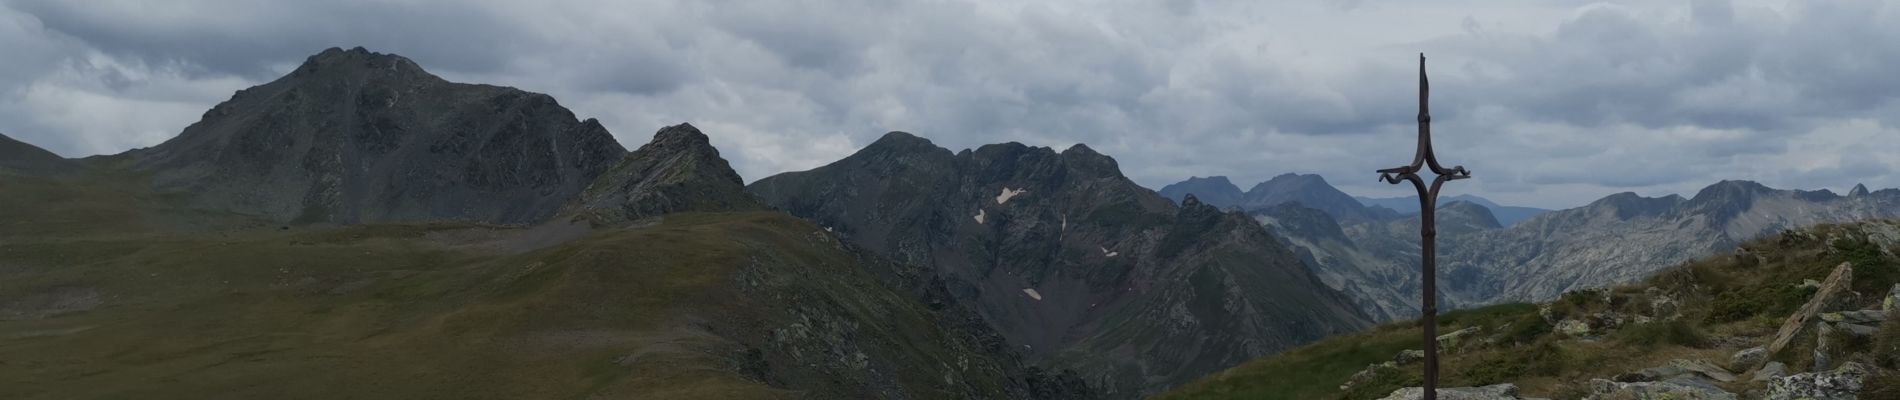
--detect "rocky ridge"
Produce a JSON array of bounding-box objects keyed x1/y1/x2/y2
[{"x1": 748, "y1": 132, "x2": 1371, "y2": 397}]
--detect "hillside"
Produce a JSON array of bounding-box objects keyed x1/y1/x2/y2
[
  {"x1": 0, "y1": 133, "x2": 79, "y2": 176},
  {"x1": 0, "y1": 47, "x2": 1095, "y2": 399},
  {"x1": 749, "y1": 133, "x2": 1371, "y2": 397},
  {"x1": 1160, "y1": 220, "x2": 1900, "y2": 399},
  {"x1": 122, "y1": 47, "x2": 626, "y2": 225}
]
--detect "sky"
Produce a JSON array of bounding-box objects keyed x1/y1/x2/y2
[{"x1": 2, "y1": 0, "x2": 1898, "y2": 209}]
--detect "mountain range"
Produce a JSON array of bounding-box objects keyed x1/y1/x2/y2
[
  {"x1": 8, "y1": 45, "x2": 1900, "y2": 399},
  {"x1": 1159, "y1": 173, "x2": 1900, "y2": 323},
  {"x1": 1354, "y1": 194, "x2": 1552, "y2": 227},
  {"x1": 748, "y1": 135, "x2": 1367, "y2": 396},
  {"x1": 0, "y1": 47, "x2": 1368, "y2": 399}
]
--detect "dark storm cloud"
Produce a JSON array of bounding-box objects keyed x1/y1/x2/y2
[{"x1": 3, "y1": 0, "x2": 1900, "y2": 208}]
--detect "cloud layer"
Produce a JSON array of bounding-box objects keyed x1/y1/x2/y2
[{"x1": 2, "y1": 0, "x2": 1897, "y2": 208}]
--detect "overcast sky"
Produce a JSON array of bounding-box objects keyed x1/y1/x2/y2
[{"x1": 3, "y1": 0, "x2": 1897, "y2": 209}]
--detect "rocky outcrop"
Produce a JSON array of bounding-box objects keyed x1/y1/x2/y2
[
  {"x1": 0, "y1": 133, "x2": 78, "y2": 176},
  {"x1": 1766, "y1": 362, "x2": 1871, "y2": 400},
  {"x1": 748, "y1": 132, "x2": 1369, "y2": 397},
  {"x1": 566, "y1": 123, "x2": 761, "y2": 224},
  {"x1": 1379, "y1": 384, "x2": 1527, "y2": 400},
  {"x1": 1768, "y1": 262, "x2": 1854, "y2": 354},
  {"x1": 1156, "y1": 176, "x2": 1243, "y2": 209},
  {"x1": 125, "y1": 47, "x2": 626, "y2": 225},
  {"x1": 1585, "y1": 378, "x2": 1736, "y2": 400}
]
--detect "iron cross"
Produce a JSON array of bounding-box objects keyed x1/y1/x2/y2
[{"x1": 1375, "y1": 53, "x2": 1470, "y2": 400}]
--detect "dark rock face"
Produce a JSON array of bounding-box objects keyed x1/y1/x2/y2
[
  {"x1": 1849, "y1": 183, "x2": 1870, "y2": 197},
  {"x1": 748, "y1": 132, "x2": 1369, "y2": 397},
  {"x1": 1157, "y1": 176, "x2": 1243, "y2": 209},
  {"x1": 567, "y1": 123, "x2": 762, "y2": 223},
  {"x1": 126, "y1": 47, "x2": 626, "y2": 225},
  {"x1": 0, "y1": 133, "x2": 78, "y2": 176}
]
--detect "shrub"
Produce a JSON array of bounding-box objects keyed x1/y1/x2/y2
[
  {"x1": 1338, "y1": 365, "x2": 1419, "y2": 400},
  {"x1": 1455, "y1": 341, "x2": 1568, "y2": 386},
  {"x1": 1499, "y1": 311, "x2": 1552, "y2": 344},
  {"x1": 1614, "y1": 320, "x2": 1707, "y2": 349},
  {"x1": 1864, "y1": 370, "x2": 1900, "y2": 400}
]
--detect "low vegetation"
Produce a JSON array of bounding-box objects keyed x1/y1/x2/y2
[{"x1": 1161, "y1": 220, "x2": 1900, "y2": 399}]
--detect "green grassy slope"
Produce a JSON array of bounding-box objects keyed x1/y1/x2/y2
[
  {"x1": 1159, "y1": 221, "x2": 1900, "y2": 399},
  {"x1": 0, "y1": 174, "x2": 1023, "y2": 399}
]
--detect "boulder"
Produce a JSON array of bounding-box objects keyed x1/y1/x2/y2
[
  {"x1": 1437, "y1": 326, "x2": 1483, "y2": 348},
  {"x1": 1885, "y1": 283, "x2": 1898, "y2": 312},
  {"x1": 1768, "y1": 262, "x2": 1854, "y2": 354},
  {"x1": 1819, "y1": 309, "x2": 1889, "y2": 325},
  {"x1": 1613, "y1": 364, "x2": 1688, "y2": 383},
  {"x1": 1584, "y1": 378, "x2": 1737, "y2": 400},
  {"x1": 1766, "y1": 362, "x2": 1869, "y2": 400},
  {"x1": 1729, "y1": 347, "x2": 1767, "y2": 372},
  {"x1": 1557, "y1": 319, "x2": 1591, "y2": 337},
  {"x1": 1395, "y1": 349, "x2": 1427, "y2": 365},
  {"x1": 1380, "y1": 383, "x2": 1523, "y2": 400},
  {"x1": 1753, "y1": 362, "x2": 1788, "y2": 382},
  {"x1": 1671, "y1": 359, "x2": 1739, "y2": 383}
]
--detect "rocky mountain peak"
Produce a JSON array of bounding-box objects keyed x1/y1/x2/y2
[
  {"x1": 1240, "y1": 172, "x2": 1376, "y2": 222},
  {"x1": 1059, "y1": 143, "x2": 1122, "y2": 177},
  {"x1": 289, "y1": 46, "x2": 430, "y2": 80},
  {"x1": 1438, "y1": 200, "x2": 1503, "y2": 233},
  {"x1": 1681, "y1": 180, "x2": 1773, "y2": 223},
  {"x1": 569, "y1": 123, "x2": 759, "y2": 224},
  {"x1": 1158, "y1": 176, "x2": 1244, "y2": 209},
  {"x1": 128, "y1": 47, "x2": 627, "y2": 225},
  {"x1": 1587, "y1": 192, "x2": 1684, "y2": 220},
  {"x1": 1180, "y1": 193, "x2": 1203, "y2": 208},
  {"x1": 1850, "y1": 183, "x2": 1871, "y2": 197}
]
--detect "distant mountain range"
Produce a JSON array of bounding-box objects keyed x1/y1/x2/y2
[
  {"x1": 1160, "y1": 174, "x2": 1900, "y2": 322},
  {"x1": 1158, "y1": 174, "x2": 1398, "y2": 223},
  {"x1": 1354, "y1": 194, "x2": 1552, "y2": 227}
]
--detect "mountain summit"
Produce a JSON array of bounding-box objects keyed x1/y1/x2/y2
[
  {"x1": 127, "y1": 46, "x2": 627, "y2": 225},
  {"x1": 567, "y1": 123, "x2": 762, "y2": 223},
  {"x1": 1156, "y1": 176, "x2": 1243, "y2": 208}
]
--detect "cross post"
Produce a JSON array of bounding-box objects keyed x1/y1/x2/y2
[{"x1": 1375, "y1": 54, "x2": 1471, "y2": 400}]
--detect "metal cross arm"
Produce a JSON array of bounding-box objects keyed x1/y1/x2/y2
[{"x1": 1371, "y1": 53, "x2": 1473, "y2": 400}]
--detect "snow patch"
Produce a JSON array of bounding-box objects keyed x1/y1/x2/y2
[
  {"x1": 996, "y1": 187, "x2": 1027, "y2": 204},
  {"x1": 974, "y1": 209, "x2": 986, "y2": 224},
  {"x1": 1101, "y1": 247, "x2": 1119, "y2": 257},
  {"x1": 1022, "y1": 288, "x2": 1043, "y2": 301}
]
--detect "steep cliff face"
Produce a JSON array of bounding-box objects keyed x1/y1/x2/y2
[
  {"x1": 566, "y1": 123, "x2": 762, "y2": 224},
  {"x1": 126, "y1": 47, "x2": 626, "y2": 225},
  {"x1": 748, "y1": 132, "x2": 1369, "y2": 397}
]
